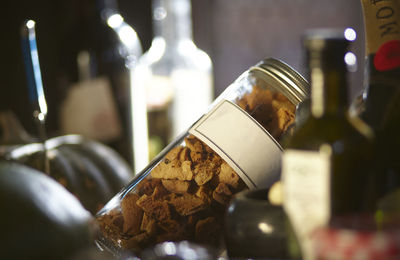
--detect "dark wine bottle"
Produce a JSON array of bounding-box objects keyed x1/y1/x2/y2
[
  {"x1": 355, "y1": 0, "x2": 400, "y2": 130},
  {"x1": 57, "y1": 0, "x2": 141, "y2": 166},
  {"x1": 354, "y1": 0, "x2": 400, "y2": 223},
  {"x1": 281, "y1": 30, "x2": 375, "y2": 259}
]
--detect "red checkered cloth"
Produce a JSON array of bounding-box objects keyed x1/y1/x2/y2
[{"x1": 312, "y1": 228, "x2": 400, "y2": 260}]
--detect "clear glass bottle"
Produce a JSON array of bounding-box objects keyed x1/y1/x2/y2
[
  {"x1": 131, "y1": 0, "x2": 213, "y2": 172},
  {"x1": 95, "y1": 58, "x2": 309, "y2": 256},
  {"x1": 282, "y1": 30, "x2": 375, "y2": 260},
  {"x1": 57, "y1": 0, "x2": 142, "y2": 166}
]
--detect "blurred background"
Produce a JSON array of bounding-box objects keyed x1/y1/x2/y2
[{"x1": 1, "y1": 0, "x2": 364, "y2": 167}]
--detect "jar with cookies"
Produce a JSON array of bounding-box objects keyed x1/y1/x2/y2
[{"x1": 94, "y1": 58, "x2": 309, "y2": 256}]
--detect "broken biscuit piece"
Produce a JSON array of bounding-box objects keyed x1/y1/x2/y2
[
  {"x1": 219, "y1": 162, "x2": 240, "y2": 189},
  {"x1": 137, "y1": 178, "x2": 162, "y2": 196},
  {"x1": 151, "y1": 160, "x2": 193, "y2": 181},
  {"x1": 167, "y1": 193, "x2": 209, "y2": 216},
  {"x1": 184, "y1": 136, "x2": 204, "y2": 153},
  {"x1": 162, "y1": 179, "x2": 190, "y2": 194},
  {"x1": 121, "y1": 193, "x2": 143, "y2": 235},
  {"x1": 213, "y1": 183, "x2": 232, "y2": 205},
  {"x1": 276, "y1": 107, "x2": 295, "y2": 133},
  {"x1": 185, "y1": 136, "x2": 206, "y2": 163},
  {"x1": 195, "y1": 185, "x2": 212, "y2": 204},
  {"x1": 194, "y1": 162, "x2": 217, "y2": 186},
  {"x1": 121, "y1": 232, "x2": 150, "y2": 251},
  {"x1": 158, "y1": 219, "x2": 180, "y2": 233},
  {"x1": 179, "y1": 147, "x2": 191, "y2": 161},
  {"x1": 165, "y1": 146, "x2": 183, "y2": 162},
  {"x1": 151, "y1": 185, "x2": 169, "y2": 200},
  {"x1": 140, "y1": 213, "x2": 157, "y2": 235},
  {"x1": 136, "y1": 194, "x2": 172, "y2": 223}
]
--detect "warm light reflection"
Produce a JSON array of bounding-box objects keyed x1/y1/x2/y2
[
  {"x1": 37, "y1": 112, "x2": 45, "y2": 121},
  {"x1": 107, "y1": 14, "x2": 123, "y2": 28},
  {"x1": 345, "y1": 51, "x2": 357, "y2": 72},
  {"x1": 119, "y1": 25, "x2": 138, "y2": 49},
  {"x1": 106, "y1": 13, "x2": 142, "y2": 57},
  {"x1": 258, "y1": 222, "x2": 274, "y2": 234},
  {"x1": 27, "y1": 22, "x2": 48, "y2": 116},
  {"x1": 26, "y1": 20, "x2": 35, "y2": 29},
  {"x1": 345, "y1": 52, "x2": 356, "y2": 66},
  {"x1": 344, "y1": 28, "x2": 357, "y2": 41},
  {"x1": 163, "y1": 242, "x2": 177, "y2": 255},
  {"x1": 131, "y1": 66, "x2": 150, "y2": 173},
  {"x1": 154, "y1": 7, "x2": 167, "y2": 20}
]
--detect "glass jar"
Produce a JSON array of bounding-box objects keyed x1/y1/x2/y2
[{"x1": 94, "y1": 58, "x2": 309, "y2": 256}]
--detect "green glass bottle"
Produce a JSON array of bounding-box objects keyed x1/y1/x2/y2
[
  {"x1": 282, "y1": 30, "x2": 375, "y2": 259},
  {"x1": 354, "y1": 0, "x2": 400, "y2": 225},
  {"x1": 355, "y1": 0, "x2": 400, "y2": 130}
]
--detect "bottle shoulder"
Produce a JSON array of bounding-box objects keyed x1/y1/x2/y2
[
  {"x1": 284, "y1": 115, "x2": 373, "y2": 152},
  {"x1": 137, "y1": 38, "x2": 212, "y2": 73}
]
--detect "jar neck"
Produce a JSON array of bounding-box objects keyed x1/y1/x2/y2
[{"x1": 152, "y1": 0, "x2": 193, "y2": 46}]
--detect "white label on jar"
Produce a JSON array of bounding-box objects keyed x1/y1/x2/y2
[
  {"x1": 189, "y1": 100, "x2": 282, "y2": 189},
  {"x1": 282, "y1": 149, "x2": 331, "y2": 260}
]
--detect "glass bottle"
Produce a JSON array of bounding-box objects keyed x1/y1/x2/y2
[
  {"x1": 352, "y1": 0, "x2": 400, "y2": 225},
  {"x1": 57, "y1": 0, "x2": 142, "y2": 166},
  {"x1": 353, "y1": 0, "x2": 400, "y2": 130},
  {"x1": 131, "y1": 0, "x2": 213, "y2": 172},
  {"x1": 281, "y1": 30, "x2": 375, "y2": 259}
]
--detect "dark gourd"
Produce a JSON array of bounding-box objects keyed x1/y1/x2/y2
[
  {"x1": 4, "y1": 135, "x2": 134, "y2": 214},
  {"x1": 0, "y1": 162, "x2": 94, "y2": 259}
]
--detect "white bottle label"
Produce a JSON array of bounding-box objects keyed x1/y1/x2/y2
[
  {"x1": 282, "y1": 149, "x2": 331, "y2": 260},
  {"x1": 60, "y1": 77, "x2": 122, "y2": 142},
  {"x1": 189, "y1": 100, "x2": 282, "y2": 189}
]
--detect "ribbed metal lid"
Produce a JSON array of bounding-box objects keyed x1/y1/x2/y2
[{"x1": 251, "y1": 58, "x2": 310, "y2": 105}]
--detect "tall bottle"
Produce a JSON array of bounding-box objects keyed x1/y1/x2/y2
[
  {"x1": 131, "y1": 0, "x2": 213, "y2": 172},
  {"x1": 353, "y1": 0, "x2": 400, "y2": 209},
  {"x1": 281, "y1": 30, "x2": 375, "y2": 259},
  {"x1": 58, "y1": 0, "x2": 142, "y2": 166},
  {"x1": 354, "y1": 0, "x2": 400, "y2": 130}
]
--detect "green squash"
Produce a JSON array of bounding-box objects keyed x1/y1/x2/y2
[
  {"x1": 4, "y1": 135, "x2": 134, "y2": 214},
  {"x1": 0, "y1": 162, "x2": 94, "y2": 259}
]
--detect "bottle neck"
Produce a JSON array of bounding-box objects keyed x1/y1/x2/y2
[
  {"x1": 152, "y1": 0, "x2": 193, "y2": 46},
  {"x1": 309, "y1": 49, "x2": 349, "y2": 118}
]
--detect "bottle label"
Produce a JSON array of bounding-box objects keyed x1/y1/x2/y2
[
  {"x1": 189, "y1": 100, "x2": 282, "y2": 189},
  {"x1": 361, "y1": 0, "x2": 400, "y2": 71},
  {"x1": 60, "y1": 77, "x2": 122, "y2": 141},
  {"x1": 282, "y1": 149, "x2": 331, "y2": 260}
]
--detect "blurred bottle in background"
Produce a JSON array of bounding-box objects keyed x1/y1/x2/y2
[
  {"x1": 57, "y1": 0, "x2": 142, "y2": 166},
  {"x1": 131, "y1": 0, "x2": 214, "y2": 173},
  {"x1": 351, "y1": 0, "x2": 400, "y2": 218},
  {"x1": 282, "y1": 30, "x2": 375, "y2": 259},
  {"x1": 353, "y1": 0, "x2": 400, "y2": 130}
]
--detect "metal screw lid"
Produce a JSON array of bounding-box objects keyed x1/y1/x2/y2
[{"x1": 252, "y1": 58, "x2": 310, "y2": 105}]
